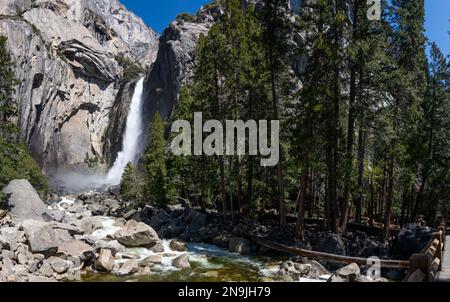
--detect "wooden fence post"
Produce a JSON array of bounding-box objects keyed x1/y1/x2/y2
[{"x1": 408, "y1": 254, "x2": 431, "y2": 282}]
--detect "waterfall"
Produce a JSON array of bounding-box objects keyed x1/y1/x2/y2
[{"x1": 106, "y1": 77, "x2": 146, "y2": 185}]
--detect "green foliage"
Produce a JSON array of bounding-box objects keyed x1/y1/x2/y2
[
  {"x1": 120, "y1": 162, "x2": 145, "y2": 205},
  {"x1": 0, "y1": 137, "x2": 49, "y2": 196},
  {"x1": 176, "y1": 13, "x2": 197, "y2": 23},
  {"x1": 0, "y1": 35, "x2": 48, "y2": 197},
  {"x1": 115, "y1": 55, "x2": 146, "y2": 83},
  {"x1": 144, "y1": 112, "x2": 176, "y2": 205}
]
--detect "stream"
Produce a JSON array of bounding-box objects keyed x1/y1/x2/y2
[{"x1": 52, "y1": 197, "x2": 328, "y2": 283}]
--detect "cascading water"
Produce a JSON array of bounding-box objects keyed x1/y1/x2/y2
[{"x1": 107, "y1": 77, "x2": 146, "y2": 185}]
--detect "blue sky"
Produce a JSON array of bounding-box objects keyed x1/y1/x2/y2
[
  {"x1": 122, "y1": 0, "x2": 449, "y2": 57},
  {"x1": 425, "y1": 1, "x2": 449, "y2": 57}
]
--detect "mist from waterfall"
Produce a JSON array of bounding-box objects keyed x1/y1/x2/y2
[{"x1": 106, "y1": 77, "x2": 146, "y2": 185}]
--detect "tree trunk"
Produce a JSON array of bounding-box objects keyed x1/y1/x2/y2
[
  {"x1": 295, "y1": 111, "x2": 314, "y2": 240},
  {"x1": 383, "y1": 158, "x2": 395, "y2": 242},
  {"x1": 339, "y1": 0, "x2": 359, "y2": 232},
  {"x1": 219, "y1": 156, "x2": 227, "y2": 220},
  {"x1": 269, "y1": 54, "x2": 286, "y2": 230},
  {"x1": 355, "y1": 127, "x2": 366, "y2": 224}
]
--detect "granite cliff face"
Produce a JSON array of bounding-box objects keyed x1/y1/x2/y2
[
  {"x1": 141, "y1": 7, "x2": 218, "y2": 129},
  {"x1": 0, "y1": 0, "x2": 158, "y2": 175},
  {"x1": 0, "y1": 0, "x2": 304, "y2": 184}
]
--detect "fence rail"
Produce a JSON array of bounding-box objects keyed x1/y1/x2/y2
[
  {"x1": 405, "y1": 223, "x2": 446, "y2": 282},
  {"x1": 252, "y1": 222, "x2": 447, "y2": 282}
]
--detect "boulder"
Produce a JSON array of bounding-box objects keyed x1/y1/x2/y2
[
  {"x1": 2, "y1": 180, "x2": 49, "y2": 222},
  {"x1": 149, "y1": 210, "x2": 171, "y2": 230},
  {"x1": 107, "y1": 186, "x2": 121, "y2": 197},
  {"x1": 116, "y1": 259, "x2": 139, "y2": 276},
  {"x1": 57, "y1": 239, "x2": 93, "y2": 259},
  {"x1": 54, "y1": 229, "x2": 72, "y2": 244},
  {"x1": 114, "y1": 220, "x2": 160, "y2": 247},
  {"x1": 328, "y1": 274, "x2": 345, "y2": 282},
  {"x1": 334, "y1": 263, "x2": 361, "y2": 282},
  {"x1": 47, "y1": 256, "x2": 72, "y2": 274},
  {"x1": 88, "y1": 204, "x2": 109, "y2": 216},
  {"x1": 123, "y1": 209, "x2": 137, "y2": 220},
  {"x1": 395, "y1": 224, "x2": 432, "y2": 257},
  {"x1": 96, "y1": 249, "x2": 115, "y2": 272},
  {"x1": 17, "y1": 253, "x2": 28, "y2": 265},
  {"x1": 121, "y1": 252, "x2": 141, "y2": 260},
  {"x1": 21, "y1": 220, "x2": 58, "y2": 255},
  {"x1": 38, "y1": 261, "x2": 54, "y2": 278},
  {"x1": 51, "y1": 210, "x2": 66, "y2": 223},
  {"x1": 317, "y1": 233, "x2": 346, "y2": 256},
  {"x1": 279, "y1": 261, "x2": 310, "y2": 281},
  {"x1": 183, "y1": 208, "x2": 207, "y2": 232},
  {"x1": 0, "y1": 233, "x2": 18, "y2": 251},
  {"x1": 93, "y1": 240, "x2": 126, "y2": 255},
  {"x1": 140, "y1": 255, "x2": 162, "y2": 266},
  {"x1": 102, "y1": 199, "x2": 120, "y2": 213},
  {"x1": 169, "y1": 239, "x2": 187, "y2": 252},
  {"x1": 229, "y1": 237, "x2": 251, "y2": 254},
  {"x1": 173, "y1": 254, "x2": 190, "y2": 269},
  {"x1": 76, "y1": 217, "x2": 104, "y2": 234},
  {"x1": 213, "y1": 234, "x2": 230, "y2": 248},
  {"x1": 149, "y1": 240, "x2": 165, "y2": 253}
]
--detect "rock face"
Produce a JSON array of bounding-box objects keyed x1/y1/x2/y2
[
  {"x1": 141, "y1": 12, "x2": 213, "y2": 143},
  {"x1": 0, "y1": 0, "x2": 158, "y2": 175},
  {"x1": 114, "y1": 219, "x2": 160, "y2": 247},
  {"x1": 1, "y1": 180, "x2": 49, "y2": 222}
]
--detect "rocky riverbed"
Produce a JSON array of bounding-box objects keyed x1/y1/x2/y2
[{"x1": 1, "y1": 179, "x2": 395, "y2": 282}]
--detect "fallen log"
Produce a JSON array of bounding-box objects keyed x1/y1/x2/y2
[{"x1": 253, "y1": 239, "x2": 410, "y2": 269}]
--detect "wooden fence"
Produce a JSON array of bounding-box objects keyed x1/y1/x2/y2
[
  {"x1": 405, "y1": 223, "x2": 446, "y2": 282},
  {"x1": 252, "y1": 222, "x2": 447, "y2": 282}
]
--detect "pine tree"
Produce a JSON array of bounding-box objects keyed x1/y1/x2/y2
[
  {"x1": 0, "y1": 36, "x2": 19, "y2": 135},
  {"x1": 260, "y1": 0, "x2": 291, "y2": 230},
  {"x1": 417, "y1": 43, "x2": 450, "y2": 224},
  {"x1": 382, "y1": 0, "x2": 427, "y2": 240},
  {"x1": 120, "y1": 162, "x2": 144, "y2": 204},
  {"x1": 144, "y1": 112, "x2": 175, "y2": 205}
]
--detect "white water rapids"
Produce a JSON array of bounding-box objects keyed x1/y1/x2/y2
[{"x1": 106, "y1": 77, "x2": 146, "y2": 185}]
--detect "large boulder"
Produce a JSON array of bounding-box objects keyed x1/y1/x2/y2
[
  {"x1": 47, "y1": 256, "x2": 72, "y2": 274},
  {"x1": 173, "y1": 254, "x2": 191, "y2": 269},
  {"x1": 229, "y1": 237, "x2": 251, "y2": 254},
  {"x1": 317, "y1": 233, "x2": 346, "y2": 256},
  {"x1": 93, "y1": 240, "x2": 126, "y2": 255},
  {"x1": 333, "y1": 263, "x2": 361, "y2": 282},
  {"x1": 57, "y1": 239, "x2": 94, "y2": 259},
  {"x1": 21, "y1": 220, "x2": 58, "y2": 255},
  {"x1": 169, "y1": 239, "x2": 187, "y2": 252},
  {"x1": 116, "y1": 259, "x2": 139, "y2": 276},
  {"x1": 96, "y1": 249, "x2": 115, "y2": 272},
  {"x1": 114, "y1": 220, "x2": 160, "y2": 247},
  {"x1": 2, "y1": 180, "x2": 49, "y2": 222},
  {"x1": 76, "y1": 217, "x2": 104, "y2": 234},
  {"x1": 395, "y1": 224, "x2": 432, "y2": 257}
]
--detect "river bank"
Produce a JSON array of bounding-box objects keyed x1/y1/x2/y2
[{"x1": 1, "y1": 179, "x2": 403, "y2": 282}]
